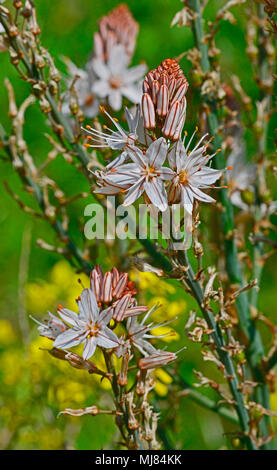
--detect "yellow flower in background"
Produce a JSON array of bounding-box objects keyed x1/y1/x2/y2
[
  {"x1": 26, "y1": 260, "x2": 89, "y2": 315},
  {"x1": 151, "y1": 325, "x2": 180, "y2": 343},
  {"x1": 130, "y1": 271, "x2": 186, "y2": 321},
  {"x1": 154, "y1": 369, "x2": 173, "y2": 396},
  {"x1": 26, "y1": 281, "x2": 60, "y2": 314},
  {"x1": 0, "y1": 319, "x2": 17, "y2": 345},
  {"x1": 37, "y1": 428, "x2": 64, "y2": 450},
  {"x1": 1, "y1": 350, "x2": 24, "y2": 386},
  {"x1": 130, "y1": 271, "x2": 176, "y2": 295}
]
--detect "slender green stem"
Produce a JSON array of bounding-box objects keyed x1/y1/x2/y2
[{"x1": 249, "y1": 3, "x2": 274, "y2": 447}]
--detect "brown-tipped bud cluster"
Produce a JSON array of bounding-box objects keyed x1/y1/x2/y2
[
  {"x1": 94, "y1": 4, "x2": 139, "y2": 63},
  {"x1": 142, "y1": 58, "x2": 188, "y2": 141},
  {"x1": 90, "y1": 265, "x2": 148, "y2": 322}
]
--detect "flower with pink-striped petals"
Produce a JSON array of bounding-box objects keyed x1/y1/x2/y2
[
  {"x1": 91, "y1": 44, "x2": 147, "y2": 111},
  {"x1": 126, "y1": 305, "x2": 175, "y2": 357},
  {"x1": 83, "y1": 106, "x2": 139, "y2": 170},
  {"x1": 63, "y1": 5, "x2": 144, "y2": 117},
  {"x1": 167, "y1": 131, "x2": 224, "y2": 214},
  {"x1": 95, "y1": 138, "x2": 175, "y2": 212},
  {"x1": 141, "y1": 58, "x2": 188, "y2": 141},
  {"x1": 30, "y1": 312, "x2": 69, "y2": 341},
  {"x1": 62, "y1": 59, "x2": 99, "y2": 119},
  {"x1": 33, "y1": 287, "x2": 120, "y2": 360}
]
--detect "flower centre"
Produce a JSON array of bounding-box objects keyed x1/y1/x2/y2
[
  {"x1": 87, "y1": 324, "x2": 99, "y2": 337},
  {"x1": 146, "y1": 166, "x2": 158, "y2": 178},
  {"x1": 109, "y1": 76, "x2": 122, "y2": 89},
  {"x1": 179, "y1": 169, "x2": 189, "y2": 185}
]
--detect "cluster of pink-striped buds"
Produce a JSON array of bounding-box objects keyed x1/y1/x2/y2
[
  {"x1": 90, "y1": 265, "x2": 148, "y2": 322},
  {"x1": 93, "y1": 3, "x2": 139, "y2": 64},
  {"x1": 142, "y1": 58, "x2": 189, "y2": 141}
]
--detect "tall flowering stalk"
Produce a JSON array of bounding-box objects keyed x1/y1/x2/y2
[{"x1": 32, "y1": 265, "x2": 182, "y2": 449}]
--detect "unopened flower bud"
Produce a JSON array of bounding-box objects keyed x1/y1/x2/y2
[
  {"x1": 142, "y1": 58, "x2": 188, "y2": 140},
  {"x1": 21, "y1": 0, "x2": 32, "y2": 18},
  {"x1": 240, "y1": 189, "x2": 254, "y2": 206},
  {"x1": 39, "y1": 96, "x2": 51, "y2": 113},
  {"x1": 259, "y1": 191, "x2": 271, "y2": 204},
  {"x1": 13, "y1": 1, "x2": 23, "y2": 8},
  {"x1": 34, "y1": 53, "x2": 46, "y2": 69},
  {"x1": 49, "y1": 80, "x2": 58, "y2": 95},
  {"x1": 9, "y1": 25, "x2": 18, "y2": 37},
  {"x1": 138, "y1": 351, "x2": 177, "y2": 370}
]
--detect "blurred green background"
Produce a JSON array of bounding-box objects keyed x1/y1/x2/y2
[{"x1": 0, "y1": 0, "x2": 276, "y2": 450}]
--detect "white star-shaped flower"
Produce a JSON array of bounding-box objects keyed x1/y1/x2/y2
[
  {"x1": 62, "y1": 59, "x2": 99, "y2": 118},
  {"x1": 52, "y1": 288, "x2": 119, "y2": 360},
  {"x1": 91, "y1": 44, "x2": 147, "y2": 111},
  {"x1": 95, "y1": 137, "x2": 175, "y2": 211},
  {"x1": 168, "y1": 133, "x2": 223, "y2": 214}
]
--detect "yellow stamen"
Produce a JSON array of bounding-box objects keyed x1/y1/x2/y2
[{"x1": 179, "y1": 169, "x2": 189, "y2": 185}]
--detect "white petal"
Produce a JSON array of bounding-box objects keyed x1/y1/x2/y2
[
  {"x1": 144, "y1": 178, "x2": 168, "y2": 212},
  {"x1": 92, "y1": 80, "x2": 110, "y2": 98},
  {"x1": 83, "y1": 336, "x2": 97, "y2": 360},
  {"x1": 98, "y1": 306, "x2": 114, "y2": 325},
  {"x1": 79, "y1": 288, "x2": 99, "y2": 323},
  {"x1": 108, "y1": 89, "x2": 122, "y2": 111},
  {"x1": 124, "y1": 64, "x2": 147, "y2": 84},
  {"x1": 108, "y1": 45, "x2": 129, "y2": 75},
  {"x1": 126, "y1": 145, "x2": 147, "y2": 168},
  {"x1": 97, "y1": 327, "x2": 119, "y2": 349},
  {"x1": 58, "y1": 308, "x2": 80, "y2": 328},
  {"x1": 159, "y1": 167, "x2": 175, "y2": 180},
  {"x1": 53, "y1": 328, "x2": 87, "y2": 349},
  {"x1": 123, "y1": 178, "x2": 145, "y2": 206},
  {"x1": 91, "y1": 58, "x2": 110, "y2": 80},
  {"x1": 181, "y1": 186, "x2": 194, "y2": 214},
  {"x1": 147, "y1": 137, "x2": 168, "y2": 168},
  {"x1": 189, "y1": 185, "x2": 216, "y2": 203},
  {"x1": 121, "y1": 85, "x2": 141, "y2": 104}
]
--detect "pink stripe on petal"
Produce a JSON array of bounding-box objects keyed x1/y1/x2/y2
[
  {"x1": 142, "y1": 93, "x2": 156, "y2": 129},
  {"x1": 101, "y1": 272, "x2": 113, "y2": 303},
  {"x1": 143, "y1": 80, "x2": 150, "y2": 94},
  {"x1": 157, "y1": 84, "x2": 169, "y2": 117},
  {"x1": 113, "y1": 273, "x2": 128, "y2": 298},
  {"x1": 124, "y1": 305, "x2": 148, "y2": 319},
  {"x1": 113, "y1": 294, "x2": 131, "y2": 322},
  {"x1": 162, "y1": 102, "x2": 181, "y2": 139},
  {"x1": 111, "y1": 267, "x2": 119, "y2": 290},
  {"x1": 168, "y1": 77, "x2": 176, "y2": 99},
  {"x1": 172, "y1": 82, "x2": 188, "y2": 104},
  {"x1": 151, "y1": 80, "x2": 160, "y2": 105}
]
